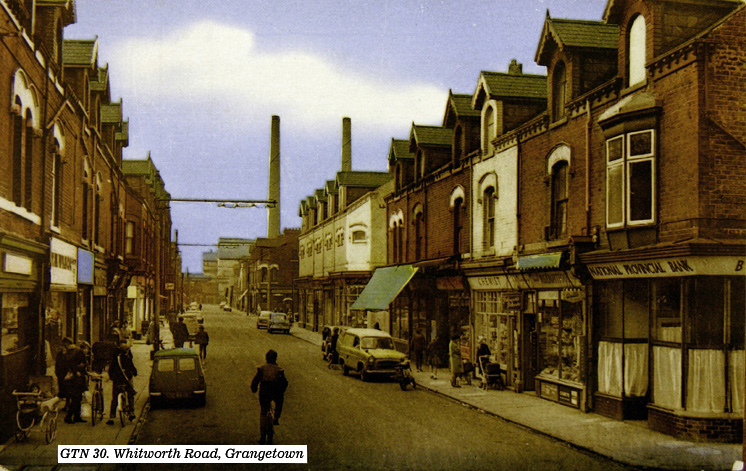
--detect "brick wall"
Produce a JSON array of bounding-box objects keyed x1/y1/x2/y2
[{"x1": 648, "y1": 407, "x2": 743, "y2": 443}]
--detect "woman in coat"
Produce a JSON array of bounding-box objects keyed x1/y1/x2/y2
[{"x1": 449, "y1": 334, "x2": 463, "y2": 388}]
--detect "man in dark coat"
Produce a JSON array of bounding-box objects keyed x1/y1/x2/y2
[
  {"x1": 171, "y1": 317, "x2": 189, "y2": 348},
  {"x1": 251, "y1": 349, "x2": 288, "y2": 444},
  {"x1": 410, "y1": 329, "x2": 427, "y2": 372},
  {"x1": 106, "y1": 341, "x2": 138, "y2": 424},
  {"x1": 55, "y1": 337, "x2": 87, "y2": 423}
]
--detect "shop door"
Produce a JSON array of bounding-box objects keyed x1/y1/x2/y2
[
  {"x1": 522, "y1": 312, "x2": 538, "y2": 391},
  {"x1": 495, "y1": 313, "x2": 517, "y2": 388}
]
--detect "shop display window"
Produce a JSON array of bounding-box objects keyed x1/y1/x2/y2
[
  {"x1": 537, "y1": 291, "x2": 584, "y2": 383},
  {"x1": 2, "y1": 293, "x2": 29, "y2": 355},
  {"x1": 652, "y1": 279, "x2": 681, "y2": 343}
]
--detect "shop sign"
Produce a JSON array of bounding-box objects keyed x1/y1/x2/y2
[
  {"x1": 4, "y1": 253, "x2": 32, "y2": 275},
  {"x1": 523, "y1": 271, "x2": 582, "y2": 289},
  {"x1": 50, "y1": 237, "x2": 77, "y2": 288},
  {"x1": 558, "y1": 385, "x2": 580, "y2": 408},
  {"x1": 587, "y1": 256, "x2": 745, "y2": 279},
  {"x1": 467, "y1": 275, "x2": 513, "y2": 290},
  {"x1": 77, "y1": 249, "x2": 94, "y2": 285}
]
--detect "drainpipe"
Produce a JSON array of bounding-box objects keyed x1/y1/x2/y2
[{"x1": 585, "y1": 100, "x2": 592, "y2": 235}]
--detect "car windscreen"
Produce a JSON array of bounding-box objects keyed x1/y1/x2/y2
[
  {"x1": 361, "y1": 337, "x2": 394, "y2": 350},
  {"x1": 271, "y1": 314, "x2": 286, "y2": 321}
]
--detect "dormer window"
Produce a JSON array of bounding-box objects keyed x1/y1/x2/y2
[
  {"x1": 552, "y1": 61, "x2": 567, "y2": 122},
  {"x1": 453, "y1": 126, "x2": 463, "y2": 166},
  {"x1": 628, "y1": 15, "x2": 646, "y2": 87},
  {"x1": 606, "y1": 129, "x2": 656, "y2": 228}
]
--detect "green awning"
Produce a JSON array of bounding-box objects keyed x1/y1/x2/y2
[
  {"x1": 516, "y1": 252, "x2": 564, "y2": 270},
  {"x1": 350, "y1": 265, "x2": 418, "y2": 311}
]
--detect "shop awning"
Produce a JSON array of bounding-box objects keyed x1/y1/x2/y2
[
  {"x1": 516, "y1": 252, "x2": 564, "y2": 270},
  {"x1": 350, "y1": 265, "x2": 418, "y2": 311}
]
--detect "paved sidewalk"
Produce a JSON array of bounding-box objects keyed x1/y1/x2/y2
[
  {"x1": 290, "y1": 325, "x2": 743, "y2": 471},
  {"x1": 0, "y1": 325, "x2": 175, "y2": 470}
]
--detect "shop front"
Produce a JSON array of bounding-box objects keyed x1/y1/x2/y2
[
  {"x1": 584, "y1": 251, "x2": 745, "y2": 442},
  {"x1": 516, "y1": 253, "x2": 588, "y2": 410}
]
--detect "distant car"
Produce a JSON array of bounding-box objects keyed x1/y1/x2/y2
[
  {"x1": 188, "y1": 302, "x2": 199, "y2": 311},
  {"x1": 222, "y1": 305, "x2": 232, "y2": 312},
  {"x1": 337, "y1": 328, "x2": 406, "y2": 381},
  {"x1": 149, "y1": 348, "x2": 206, "y2": 408},
  {"x1": 267, "y1": 312, "x2": 291, "y2": 334},
  {"x1": 256, "y1": 311, "x2": 272, "y2": 329}
]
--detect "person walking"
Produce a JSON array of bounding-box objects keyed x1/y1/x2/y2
[
  {"x1": 171, "y1": 316, "x2": 189, "y2": 348},
  {"x1": 425, "y1": 336, "x2": 445, "y2": 380},
  {"x1": 410, "y1": 329, "x2": 427, "y2": 372},
  {"x1": 106, "y1": 341, "x2": 138, "y2": 424},
  {"x1": 449, "y1": 334, "x2": 464, "y2": 388},
  {"x1": 55, "y1": 337, "x2": 88, "y2": 423},
  {"x1": 327, "y1": 327, "x2": 340, "y2": 368},
  {"x1": 194, "y1": 325, "x2": 209, "y2": 362},
  {"x1": 251, "y1": 349, "x2": 288, "y2": 445}
]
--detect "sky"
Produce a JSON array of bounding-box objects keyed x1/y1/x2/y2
[{"x1": 64, "y1": 0, "x2": 609, "y2": 273}]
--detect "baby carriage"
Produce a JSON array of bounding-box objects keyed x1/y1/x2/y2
[
  {"x1": 12, "y1": 382, "x2": 62, "y2": 443},
  {"x1": 479, "y1": 355, "x2": 505, "y2": 391}
]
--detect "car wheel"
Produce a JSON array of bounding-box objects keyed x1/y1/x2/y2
[
  {"x1": 342, "y1": 363, "x2": 350, "y2": 376},
  {"x1": 360, "y1": 367, "x2": 369, "y2": 382},
  {"x1": 195, "y1": 395, "x2": 206, "y2": 408}
]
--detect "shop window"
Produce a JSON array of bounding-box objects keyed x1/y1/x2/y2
[
  {"x1": 537, "y1": 291, "x2": 584, "y2": 382},
  {"x1": 652, "y1": 279, "x2": 681, "y2": 342},
  {"x1": 628, "y1": 15, "x2": 646, "y2": 87},
  {"x1": 2, "y1": 293, "x2": 29, "y2": 355},
  {"x1": 482, "y1": 187, "x2": 495, "y2": 250},
  {"x1": 606, "y1": 129, "x2": 655, "y2": 228},
  {"x1": 730, "y1": 277, "x2": 745, "y2": 349},
  {"x1": 552, "y1": 61, "x2": 567, "y2": 122},
  {"x1": 687, "y1": 277, "x2": 724, "y2": 346}
]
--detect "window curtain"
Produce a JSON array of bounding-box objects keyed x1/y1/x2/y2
[
  {"x1": 624, "y1": 343, "x2": 648, "y2": 397},
  {"x1": 653, "y1": 346, "x2": 681, "y2": 409},
  {"x1": 597, "y1": 341, "x2": 622, "y2": 396},
  {"x1": 729, "y1": 350, "x2": 744, "y2": 413},
  {"x1": 687, "y1": 349, "x2": 725, "y2": 413}
]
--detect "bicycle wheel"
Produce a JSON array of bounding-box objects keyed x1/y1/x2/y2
[
  {"x1": 44, "y1": 412, "x2": 57, "y2": 443},
  {"x1": 91, "y1": 390, "x2": 103, "y2": 426}
]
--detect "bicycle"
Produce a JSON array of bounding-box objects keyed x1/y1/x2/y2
[
  {"x1": 89, "y1": 373, "x2": 105, "y2": 426},
  {"x1": 115, "y1": 383, "x2": 135, "y2": 427}
]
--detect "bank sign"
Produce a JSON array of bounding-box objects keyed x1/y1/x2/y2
[{"x1": 587, "y1": 256, "x2": 745, "y2": 279}]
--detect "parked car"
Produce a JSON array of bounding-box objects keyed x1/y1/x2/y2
[
  {"x1": 222, "y1": 304, "x2": 232, "y2": 312},
  {"x1": 256, "y1": 311, "x2": 272, "y2": 329},
  {"x1": 267, "y1": 312, "x2": 291, "y2": 334},
  {"x1": 149, "y1": 348, "x2": 206, "y2": 408},
  {"x1": 337, "y1": 328, "x2": 406, "y2": 381}
]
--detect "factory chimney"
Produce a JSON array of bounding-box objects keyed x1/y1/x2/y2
[
  {"x1": 267, "y1": 115, "x2": 281, "y2": 238},
  {"x1": 341, "y1": 117, "x2": 352, "y2": 172}
]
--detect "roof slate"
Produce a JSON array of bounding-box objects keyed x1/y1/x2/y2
[
  {"x1": 62, "y1": 39, "x2": 97, "y2": 67},
  {"x1": 388, "y1": 138, "x2": 414, "y2": 163},
  {"x1": 479, "y1": 72, "x2": 548, "y2": 100},
  {"x1": 535, "y1": 18, "x2": 619, "y2": 65},
  {"x1": 411, "y1": 125, "x2": 452, "y2": 147},
  {"x1": 449, "y1": 93, "x2": 480, "y2": 117}
]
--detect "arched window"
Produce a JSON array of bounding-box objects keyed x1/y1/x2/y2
[
  {"x1": 416, "y1": 150, "x2": 425, "y2": 180},
  {"x1": 483, "y1": 105, "x2": 496, "y2": 155},
  {"x1": 51, "y1": 124, "x2": 65, "y2": 228},
  {"x1": 414, "y1": 208, "x2": 425, "y2": 260},
  {"x1": 629, "y1": 15, "x2": 647, "y2": 86},
  {"x1": 397, "y1": 221, "x2": 404, "y2": 263},
  {"x1": 93, "y1": 173, "x2": 102, "y2": 246},
  {"x1": 552, "y1": 61, "x2": 567, "y2": 122},
  {"x1": 261, "y1": 267, "x2": 268, "y2": 283},
  {"x1": 453, "y1": 197, "x2": 464, "y2": 254},
  {"x1": 483, "y1": 186, "x2": 496, "y2": 250},
  {"x1": 270, "y1": 267, "x2": 278, "y2": 283},
  {"x1": 12, "y1": 97, "x2": 24, "y2": 206},
  {"x1": 550, "y1": 161, "x2": 568, "y2": 239},
  {"x1": 82, "y1": 160, "x2": 92, "y2": 240}
]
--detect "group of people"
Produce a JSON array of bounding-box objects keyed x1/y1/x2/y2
[
  {"x1": 54, "y1": 325, "x2": 138, "y2": 425},
  {"x1": 408, "y1": 330, "x2": 491, "y2": 388},
  {"x1": 170, "y1": 316, "x2": 210, "y2": 361}
]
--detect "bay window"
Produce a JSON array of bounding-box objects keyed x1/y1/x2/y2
[{"x1": 606, "y1": 129, "x2": 655, "y2": 228}]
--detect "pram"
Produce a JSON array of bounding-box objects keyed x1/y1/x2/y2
[
  {"x1": 479, "y1": 355, "x2": 505, "y2": 390},
  {"x1": 12, "y1": 383, "x2": 62, "y2": 443}
]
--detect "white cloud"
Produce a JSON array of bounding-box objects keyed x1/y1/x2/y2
[{"x1": 113, "y1": 21, "x2": 445, "y2": 132}]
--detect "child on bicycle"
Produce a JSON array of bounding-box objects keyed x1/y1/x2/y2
[
  {"x1": 106, "y1": 341, "x2": 137, "y2": 425},
  {"x1": 250, "y1": 349, "x2": 288, "y2": 444}
]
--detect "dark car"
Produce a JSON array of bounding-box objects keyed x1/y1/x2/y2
[{"x1": 149, "y1": 348, "x2": 206, "y2": 408}]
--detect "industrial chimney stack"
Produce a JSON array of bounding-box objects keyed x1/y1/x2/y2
[
  {"x1": 341, "y1": 117, "x2": 352, "y2": 172},
  {"x1": 267, "y1": 115, "x2": 281, "y2": 239}
]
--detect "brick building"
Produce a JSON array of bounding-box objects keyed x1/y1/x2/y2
[{"x1": 0, "y1": 0, "x2": 178, "y2": 441}]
